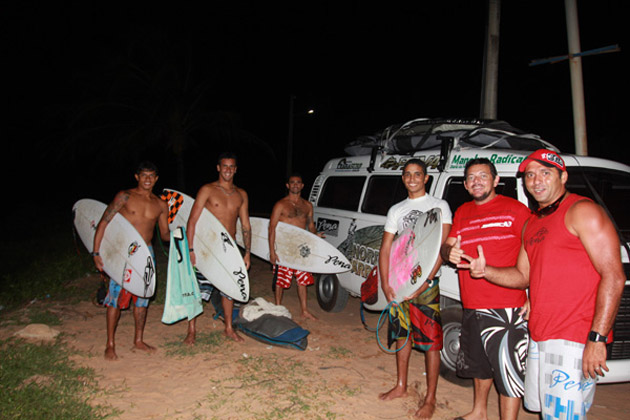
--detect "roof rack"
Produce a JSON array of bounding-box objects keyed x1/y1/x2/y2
[{"x1": 345, "y1": 118, "x2": 559, "y2": 157}]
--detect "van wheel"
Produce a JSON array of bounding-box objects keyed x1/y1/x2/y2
[
  {"x1": 316, "y1": 274, "x2": 349, "y2": 312},
  {"x1": 439, "y1": 306, "x2": 472, "y2": 387}
]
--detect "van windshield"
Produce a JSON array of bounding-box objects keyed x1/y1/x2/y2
[{"x1": 565, "y1": 167, "x2": 630, "y2": 242}]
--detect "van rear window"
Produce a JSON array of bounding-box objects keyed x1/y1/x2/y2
[
  {"x1": 317, "y1": 176, "x2": 365, "y2": 211},
  {"x1": 362, "y1": 175, "x2": 432, "y2": 216},
  {"x1": 443, "y1": 177, "x2": 518, "y2": 213}
]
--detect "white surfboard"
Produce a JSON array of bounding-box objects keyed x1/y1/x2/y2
[
  {"x1": 160, "y1": 189, "x2": 250, "y2": 302},
  {"x1": 363, "y1": 208, "x2": 442, "y2": 311},
  {"x1": 236, "y1": 217, "x2": 352, "y2": 274},
  {"x1": 72, "y1": 199, "x2": 156, "y2": 298}
]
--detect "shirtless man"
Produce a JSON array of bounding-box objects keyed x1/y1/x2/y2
[
  {"x1": 268, "y1": 174, "x2": 319, "y2": 320},
  {"x1": 186, "y1": 152, "x2": 252, "y2": 343},
  {"x1": 93, "y1": 161, "x2": 170, "y2": 361}
]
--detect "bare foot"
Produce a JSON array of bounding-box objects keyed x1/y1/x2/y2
[
  {"x1": 414, "y1": 398, "x2": 436, "y2": 419},
  {"x1": 379, "y1": 385, "x2": 408, "y2": 401},
  {"x1": 104, "y1": 345, "x2": 118, "y2": 361},
  {"x1": 183, "y1": 332, "x2": 196, "y2": 346},
  {"x1": 224, "y1": 329, "x2": 245, "y2": 342},
  {"x1": 302, "y1": 311, "x2": 318, "y2": 321},
  {"x1": 132, "y1": 341, "x2": 156, "y2": 353}
]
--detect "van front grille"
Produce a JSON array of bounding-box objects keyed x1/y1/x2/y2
[{"x1": 609, "y1": 280, "x2": 630, "y2": 360}]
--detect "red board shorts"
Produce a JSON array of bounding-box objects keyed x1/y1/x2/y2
[
  {"x1": 387, "y1": 278, "x2": 443, "y2": 352},
  {"x1": 275, "y1": 265, "x2": 315, "y2": 289}
]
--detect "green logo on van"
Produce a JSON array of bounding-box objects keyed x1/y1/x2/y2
[{"x1": 450, "y1": 153, "x2": 525, "y2": 169}]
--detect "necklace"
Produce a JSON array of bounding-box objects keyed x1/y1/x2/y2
[
  {"x1": 217, "y1": 185, "x2": 236, "y2": 196},
  {"x1": 535, "y1": 191, "x2": 568, "y2": 218}
]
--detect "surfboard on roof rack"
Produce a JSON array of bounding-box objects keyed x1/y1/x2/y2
[{"x1": 344, "y1": 118, "x2": 559, "y2": 156}]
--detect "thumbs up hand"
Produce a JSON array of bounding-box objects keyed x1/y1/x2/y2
[{"x1": 447, "y1": 235, "x2": 464, "y2": 265}]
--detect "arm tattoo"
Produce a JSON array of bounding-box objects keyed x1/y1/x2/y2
[
  {"x1": 103, "y1": 193, "x2": 129, "y2": 222},
  {"x1": 242, "y1": 229, "x2": 252, "y2": 251}
]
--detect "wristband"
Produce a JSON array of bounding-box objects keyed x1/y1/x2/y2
[
  {"x1": 588, "y1": 331, "x2": 607, "y2": 343},
  {"x1": 92, "y1": 252, "x2": 100, "y2": 257},
  {"x1": 189, "y1": 248, "x2": 194, "y2": 252}
]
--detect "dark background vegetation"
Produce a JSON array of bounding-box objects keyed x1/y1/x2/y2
[{"x1": 5, "y1": 1, "x2": 628, "y2": 244}]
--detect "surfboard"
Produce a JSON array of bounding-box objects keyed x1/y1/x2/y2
[
  {"x1": 72, "y1": 199, "x2": 156, "y2": 298},
  {"x1": 160, "y1": 189, "x2": 250, "y2": 302},
  {"x1": 363, "y1": 208, "x2": 442, "y2": 311},
  {"x1": 236, "y1": 217, "x2": 352, "y2": 274}
]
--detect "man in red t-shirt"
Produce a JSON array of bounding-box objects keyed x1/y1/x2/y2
[
  {"x1": 441, "y1": 158, "x2": 530, "y2": 420},
  {"x1": 461, "y1": 149, "x2": 625, "y2": 420}
]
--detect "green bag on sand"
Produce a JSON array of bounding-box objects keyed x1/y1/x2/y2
[{"x1": 162, "y1": 227, "x2": 203, "y2": 324}]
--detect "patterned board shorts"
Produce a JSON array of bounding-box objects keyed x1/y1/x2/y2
[
  {"x1": 103, "y1": 247, "x2": 153, "y2": 309},
  {"x1": 524, "y1": 339, "x2": 597, "y2": 420},
  {"x1": 275, "y1": 265, "x2": 314, "y2": 289},
  {"x1": 457, "y1": 307, "x2": 529, "y2": 397},
  {"x1": 387, "y1": 279, "x2": 443, "y2": 352},
  {"x1": 104, "y1": 279, "x2": 149, "y2": 309}
]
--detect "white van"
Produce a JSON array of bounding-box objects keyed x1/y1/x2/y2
[{"x1": 309, "y1": 118, "x2": 630, "y2": 384}]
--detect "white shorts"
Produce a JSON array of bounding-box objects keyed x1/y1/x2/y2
[{"x1": 524, "y1": 339, "x2": 597, "y2": 419}]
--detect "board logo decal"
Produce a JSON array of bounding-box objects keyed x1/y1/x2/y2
[
  {"x1": 128, "y1": 241, "x2": 141, "y2": 256},
  {"x1": 221, "y1": 232, "x2": 234, "y2": 252},
  {"x1": 160, "y1": 190, "x2": 184, "y2": 224},
  {"x1": 233, "y1": 268, "x2": 248, "y2": 300},
  {"x1": 144, "y1": 256, "x2": 155, "y2": 296},
  {"x1": 424, "y1": 208, "x2": 439, "y2": 226},
  {"x1": 298, "y1": 243, "x2": 311, "y2": 258},
  {"x1": 123, "y1": 268, "x2": 132, "y2": 283},
  {"x1": 316, "y1": 217, "x2": 340, "y2": 237},
  {"x1": 410, "y1": 264, "x2": 422, "y2": 285},
  {"x1": 324, "y1": 255, "x2": 351, "y2": 270}
]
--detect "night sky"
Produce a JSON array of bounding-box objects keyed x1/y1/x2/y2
[{"x1": 6, "y1": 1, "x2": 628, "y2": 222}]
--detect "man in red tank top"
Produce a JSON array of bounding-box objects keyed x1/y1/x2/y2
[{"x1": 457, "y1": 149, "x2": 624, "y2": 420}]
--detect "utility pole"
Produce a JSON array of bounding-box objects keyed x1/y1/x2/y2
[
  {"x1": 480, "y1": 0, "x2": 501, "y2": 120},
  {"x1": 287, "y1": 94, "x2": 295, "y2": 180},
  {"x1": 565, "y1": 0, "x2": 587, "y2": 155},
  {"x1": 530, "y1": 0, "x2": 619, "y2": 156}
]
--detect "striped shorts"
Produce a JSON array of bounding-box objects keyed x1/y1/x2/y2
[{"x1": 275, "y1": 265, "x2": 314, "y2": 289}]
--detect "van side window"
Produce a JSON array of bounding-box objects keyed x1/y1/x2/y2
[
  {"x1": 566, "y1": 167, "x2": 630, "y2": 241},
  {"x1": 362, "y1": 175, "x2": 432, "y2": 216},
  {"x1": 443, "y1": 176, "x2": 518, "y2": 213},
  {"x1": 317, "y1": 176, "x2": 366, "y2": 211}
]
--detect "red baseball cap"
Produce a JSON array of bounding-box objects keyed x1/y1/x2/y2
[{"x1": 518, "y1": 149, "x2": 566, "y2": 173}]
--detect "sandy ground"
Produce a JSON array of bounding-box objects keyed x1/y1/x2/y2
[{"x1": 4, "y1": 256, "x2": 629, "y2": 420}]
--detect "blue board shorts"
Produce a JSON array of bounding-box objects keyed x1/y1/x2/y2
[{"x1": 104, "y1": 246, "x2": 154, "y2": 309}]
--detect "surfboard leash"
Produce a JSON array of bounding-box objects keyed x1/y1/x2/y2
[
  {"x1": 359, "y1": 302, "x2": 377, "y2": 332},
  {"x1": 375, "y1": 300, "x2": 411, "y2": 354}
]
